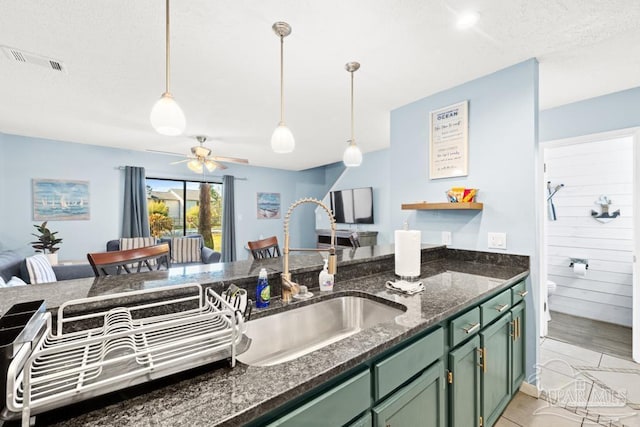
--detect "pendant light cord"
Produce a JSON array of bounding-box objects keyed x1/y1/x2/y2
[
  {"x1": 350, "y1": 70, "x2": 355, "y2": 144},
  {"x1": 165, "y1": 0, "x2": 171, "y2": 94},
  {"x1": 279, "y1": 35, "x2": 284, "y2": 124}
]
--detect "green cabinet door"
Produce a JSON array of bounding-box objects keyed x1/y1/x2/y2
[
  {"x1": 511, "y1": 303, "x2": 526, "y2": 394},
  {"x1": 372, "y1": 361, "x2": 445, "y2": 427},
  {"x1": 480, "y1": 314, "x2": 512, "y2": 427},
  {"x1": 448, "y1": 335, "x2": 481, "y2": 427}
]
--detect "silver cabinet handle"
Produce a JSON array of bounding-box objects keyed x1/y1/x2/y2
[
  {"x1": 519, "y1": 290, "x2": 528, "y2": 297},
  {"x1": 495, "y1": 303, "x2": 509, "y2": 312},
  {"x1": 462, "y1": 322, "x2": 480, "y2": 334}
]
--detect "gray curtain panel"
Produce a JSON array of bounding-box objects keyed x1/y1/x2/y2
[
  {"x1": 122, "y1": 166, "x2": 150, "y2": 238},
  {"x1": 222, "y1": 175, "x2": 236, "y2": 262}
]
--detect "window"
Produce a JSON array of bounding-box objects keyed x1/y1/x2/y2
[{"x1": 146, "y1": 178, "x2": 223, "y2": 250}]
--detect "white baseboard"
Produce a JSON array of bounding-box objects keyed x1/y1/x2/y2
[{"x1": 519, "y1": 381, "x2": 540, "y2": 398}]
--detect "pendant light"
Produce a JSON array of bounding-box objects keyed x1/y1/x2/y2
[
  {"x1": 343, "y1": 62, "x2": 363, "y2": 167},
  {"x1": 271, "y1": 22, "x2": 295, "y2": 153},
  {"x1": 150, "y1": 0, "x2": 186, "y2": 136}
]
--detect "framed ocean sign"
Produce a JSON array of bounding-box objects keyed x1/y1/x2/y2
[
  {"x1": 256, "y1": 192, "x2": 281, "y2": 219},
  {"x1": 32, "y1": 179, "x2": 90, "y2": 221}
]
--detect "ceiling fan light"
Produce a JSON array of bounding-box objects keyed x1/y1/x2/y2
[
  {"x1": 187, "y1": 159, "x2": 203, "y2": 173},
  {"x1": 204, "y1": 160, "x2": 217, "y2": 172},
  {"x1": 192, "y1": 145, "x2": 211, "y2": 157},
  {"x1": 271, "y1": 123, "x2": 295, "y2": 153},
  {"x1": 343, "y1": 141, "x2": 362, "y2": 167},
  {"x1": 150, "y1": 93, "x2": 186, "y2": 136}
]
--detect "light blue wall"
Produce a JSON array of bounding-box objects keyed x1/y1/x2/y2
[
  {"x1": 389, "y1": 59, "x2": 540, "y2": 381},
  {"x1": 0, "y1": 133, "x2": 329, "y2": 260},
  {"x1": 317, "y1": 149, "x2": 392, "y2": 244},
  {"x1": 540, "y1": 87, "x2": 640, "y2": 142}
]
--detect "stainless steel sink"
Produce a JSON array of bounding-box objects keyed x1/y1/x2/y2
[{"x1": 237, "y1": 295, "x2": 405, "y2": 366}]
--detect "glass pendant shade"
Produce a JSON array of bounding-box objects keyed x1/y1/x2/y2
[
  {"x1": 343, "y1": 141, "x2": 362, "y2": 167},
  {"x1": 271, "y1": 123, "x2": 295, "y2": 153},
  {"x1": 150, "y1": 93, "x2": 186, "y2": 136},
  {"x1": 187, "y1": 159, "x2": 203, "y2": 173}
]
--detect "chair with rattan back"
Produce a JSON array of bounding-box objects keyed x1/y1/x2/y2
[
  {"x1": 247, "y1": 236, "x2": 281, "y2": 259},
  {"x1": 87, "y1": 243, "x2": 171, "y2": 277}
]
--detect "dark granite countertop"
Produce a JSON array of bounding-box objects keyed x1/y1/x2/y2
[{"x1": 2, "y1": 245, "x2": 529, "y2": 426}]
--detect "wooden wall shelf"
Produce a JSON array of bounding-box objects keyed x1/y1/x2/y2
[{"x1": 401, "y1": 202, "x2": 483, "y2": 210}]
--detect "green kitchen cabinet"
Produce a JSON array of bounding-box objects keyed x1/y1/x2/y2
[
  {"x1": 372, "y1": 361, "x2": 446, "y2": 427},
  {"x1": 448, "y1": 335, "x2": 481, "y2": 427},
  {"x1": 480, "y1": 314, "x2": 512, "y2": 427},
  {"x1": 266, "y1": 369, "x2": 371, "y2": 427},
  {"x1": 511, "y1": 303, "x2": 526, "y2": 394}
]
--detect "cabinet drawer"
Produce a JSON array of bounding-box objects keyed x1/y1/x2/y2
[
  {"x1": 374, "y1": 327, "x2": 443, "y2": 401},
  {"x1": 267, "y1": 370, "x2": 371, "y2": 426},
  {"x1": 480, "y1": 289, "x2": 511, "y2": 327},
  {"x1": 449, "y1": 307, "x2": 481, "y2": 347},
  {"x1": 511, "y1": 281, "x2": 528, "y2": 305}
]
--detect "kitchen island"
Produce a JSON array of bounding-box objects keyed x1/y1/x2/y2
[{"x1": 1, "y1": 245, "x2": 529, "y2": 426}]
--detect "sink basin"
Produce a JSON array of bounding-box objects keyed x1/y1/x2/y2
[{"x1": 237, "y1": 295, "x2": 405, "y2": 366}]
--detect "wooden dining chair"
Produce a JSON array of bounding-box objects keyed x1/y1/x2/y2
[
  {"x1": 247, "y1": 236, "x2": 281, "y2": 259},
  {"x1": 87, "y1": 243, "x2": 171, "y2": 277}
]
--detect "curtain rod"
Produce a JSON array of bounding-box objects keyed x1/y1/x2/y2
[{"x1": 115, "y1": 166, "x2": 247, "y2": 180}]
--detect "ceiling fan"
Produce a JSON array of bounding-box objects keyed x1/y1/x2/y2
[{"x1": 148, "y1": 136, "x2": 249, "y2": 173}]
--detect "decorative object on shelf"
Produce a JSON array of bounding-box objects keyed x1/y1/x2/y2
[
  {"x1": 446, "y1": 187, "x2": 477, "y2": 203},
  {"x1": 429, "y1": 100, "x2": 468, "y2": 179},
  {"x1": 30, "y1": 221, "x2": 63, "y2": 265},
  {"x1": 150, "y1": 0, "x2": 186, "y2": 136},
  {"x1": 546, "y1": 181, "x2": 564, "y2": 221},
  {"x1": 256, "y1": 192, "x2": 281, "y2": 219},
  {"x1": 343, "y1": 62, "x2": 363, "y2": 167},
  {"x1": 270, "y1": 21, "x2": 295, "y2": 153},
  {"x1": 32, "y1": 179, "x2": 90, "y2": 221},
  {"x1": 591, "y1": 195, "x2": 620, "y2": 223},
  {"x1": 401, "y1": 201, "x2": 483, "y2": 210}
]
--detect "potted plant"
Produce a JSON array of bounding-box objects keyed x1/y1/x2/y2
[{"x1": 31, "y1": 221, "x2": 63, "y2": 265}]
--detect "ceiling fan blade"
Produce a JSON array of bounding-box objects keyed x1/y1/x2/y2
[
  {"x1": 170, "y1": 159, "x2": 190, "y2": 165},
  {"x1": 146, "y1": 149, "x2": 186, "y2": 158},
  {"x1": 213, "y1": 160, "x2": 228, "y2": 170},
  {"x1": 212, "y1": 156, "x2": 249, "y2": 164}
]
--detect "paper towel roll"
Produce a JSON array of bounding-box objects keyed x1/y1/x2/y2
[
  {"x1": 395, "y1": 229, "x2": 421, "y2": 278},
  {"x1": 573, "y1": 262, "x2": 587, "y2": 277}
]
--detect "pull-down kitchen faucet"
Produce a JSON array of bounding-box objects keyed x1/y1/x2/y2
[{"x1": 281, "y1": 198, "x2": 337, "y2": 302}]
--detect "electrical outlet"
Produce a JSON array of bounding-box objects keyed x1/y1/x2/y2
[
  {"x1": 488, "y1": 232, "x2": 507, "y2": 250},
  {"x1": 441, "y1": 231, "x2": 452, "y2": 246}
]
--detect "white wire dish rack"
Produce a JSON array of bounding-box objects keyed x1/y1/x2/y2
[{"x1": 3, "y1": 283, "x2": 246, "y2": 426}]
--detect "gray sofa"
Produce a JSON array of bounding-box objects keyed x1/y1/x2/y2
[
  {"x1": 0, "y1": 250, "x2": 94, "y2": 284},
  {"x1": 106, "y1": 234, "x2": 221, "y2": 266}
]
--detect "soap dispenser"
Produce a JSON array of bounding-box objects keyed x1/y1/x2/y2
[{"x1": 319, "y1": 258, "x2": 334, "y2": 292}]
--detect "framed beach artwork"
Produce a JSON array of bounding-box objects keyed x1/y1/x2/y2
[
  {"x1": 256, "y1": 192, "x2": 281, "y2": 219},
  {"x1": 32, "y1": 179, "x2": 90, "y2": 220}
]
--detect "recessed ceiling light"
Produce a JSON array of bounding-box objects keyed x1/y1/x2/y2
[{"x1": 456, "y1": 11, "x2": 479, "y2": 30}]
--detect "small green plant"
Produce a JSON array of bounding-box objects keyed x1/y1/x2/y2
[{"x1": 31, "y1": 221, "x2": 63, "y2": 254}]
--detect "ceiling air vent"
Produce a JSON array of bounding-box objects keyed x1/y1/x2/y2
[{"x1": 1, "y1": 45, "x2": 67, "y2": 73}]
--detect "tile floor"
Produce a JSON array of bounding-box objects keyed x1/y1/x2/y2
[{"x1": 496, "y1": 338, "x2": 640, "y2": 427}]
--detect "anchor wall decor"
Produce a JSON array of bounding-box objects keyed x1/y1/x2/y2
[{"x1": 591, "y1": 195, "x2": 620, "y2": 223}]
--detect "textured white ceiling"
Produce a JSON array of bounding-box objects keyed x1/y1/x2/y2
[{"x1": 0, "y1": 0, "x2": 639, "y2": 170}]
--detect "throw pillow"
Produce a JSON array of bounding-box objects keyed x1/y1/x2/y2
[
  {"x1": 172, "y1": 237, "x2": 201, "y2": 264},
  {"x1": 118, "y1": 237, "x2": 158, "y2": 251},
  {"x1": 0, "y1": 276, "x2": 5, "y2": 287},
  {"x1": 25, "y1": 254, "x2": 57, "y2": 284},
  {"x1": 119, "y1": 237, "x2": 159, "y2": 267},
  {"x1": 6, "y1": 276, "x2": 27, "y2": 287}
]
